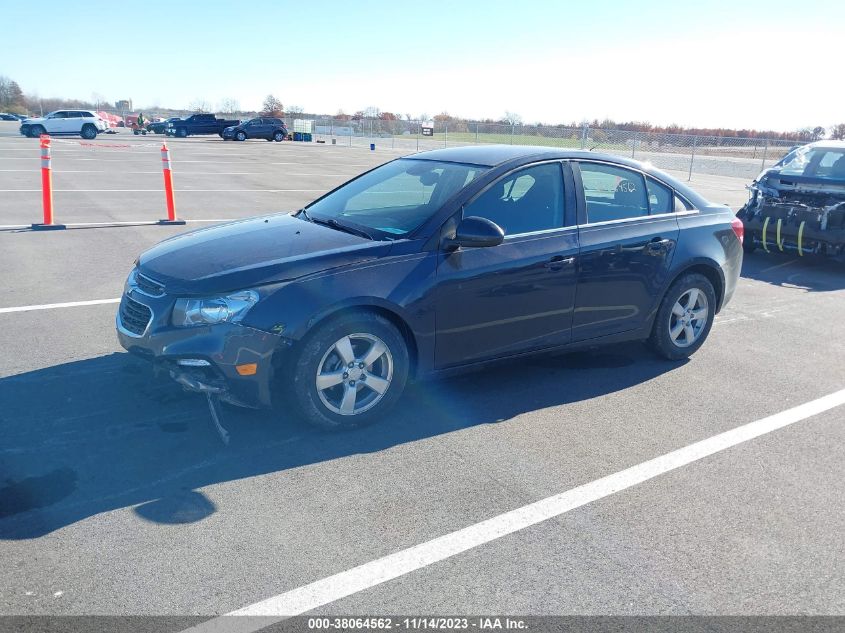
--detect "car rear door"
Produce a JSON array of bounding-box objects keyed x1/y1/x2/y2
[
  {"x1": 434, "y1": 161, "x2": 579, "y2": 368},
  {"x1": 571, "y1": 160, "x2": 680, "y2": 341}
]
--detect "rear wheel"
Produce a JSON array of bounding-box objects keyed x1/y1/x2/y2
[
  {"x1": 649, "y1": 273, "x2": 716, "y2": 360},
  {"x1": 287, "y1": 312, "x2": 409, "y2": 430},
  {"x1": 235, "y1": 131, "x2": 246, "y2": 141}
]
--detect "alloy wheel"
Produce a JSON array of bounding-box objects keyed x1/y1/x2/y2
[
  {"x1": 315, "y1": 333, "x2": 393, "y2": 416},
  {"x1": 668, "y1": 288, "x2": 709, "y2": 348}
]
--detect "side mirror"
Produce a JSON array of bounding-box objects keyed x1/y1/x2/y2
[{"x1": 446, "y1": 216, "x2": 505, "y2": 249}]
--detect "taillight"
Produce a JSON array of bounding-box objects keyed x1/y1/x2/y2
[{"x1": 731, "y1": 216, "x2": 744, "y2": 244}]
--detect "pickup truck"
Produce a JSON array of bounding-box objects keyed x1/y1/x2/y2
[{"x1": 165, "y1": 113, "x2": 241, "y2": 138}]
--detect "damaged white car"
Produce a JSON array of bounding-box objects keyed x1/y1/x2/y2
[{"x1": 738, "y1": 140, "x2": 845, "y2": 259}]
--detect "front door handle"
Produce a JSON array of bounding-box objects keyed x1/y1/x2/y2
[
  {"x1": 545, "y1": 255, "x2": 575, "y2": 271},
  {"x1": 645, "y1": 238, "x2": 672, "y2": 254}
]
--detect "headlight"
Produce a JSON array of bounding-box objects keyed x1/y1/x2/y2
[
  {"x1": 124, "y1": 268, "x2": 138, "y2": 294},
  {"x1": 172, "y1": 290, "x2": 259, "y2": 327}
]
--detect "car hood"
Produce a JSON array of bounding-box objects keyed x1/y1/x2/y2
[
  {"x1": 138, "y1": 213, "x2": 391, "y2": 295},
  {"x1": 755, "y1": 168, "x2": 845, "y2": 196}
]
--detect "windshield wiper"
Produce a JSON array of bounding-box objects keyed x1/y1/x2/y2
[{"x1": 310, "y1": 216, "x2": 375, "y2": 240}]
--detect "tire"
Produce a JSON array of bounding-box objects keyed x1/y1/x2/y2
[
  {"x1": 648, "y1": 273, "x2": 716, "y2": 360},
  {"x1": 29, "y1": 125, "x2": 45, "y2": 138},
  {"x1": 288, "y1": 312, "x2": 410, "y2": 430},
  {"x1": 273, "y1": 131, "x2": 284, "y2": 142},
  {"x1": 81, "y1": 124, "x2": 97, "y2": 140},
  {"x1": 235, "y1": 131, "x2": 246, "y2": 142},
  {"x1": 176, "y1": 127, "x2": 188, "y2": 138}
]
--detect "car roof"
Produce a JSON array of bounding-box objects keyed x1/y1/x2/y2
[
  {"x1": 804, "y1": 140, "x2": 845, "y2": 151},
  {"x1": 407, "y1": 144, "x2": 713, "y2": 207},
  {"x1": 408, "y1": 144, "x2": 663, "y2": 171}
]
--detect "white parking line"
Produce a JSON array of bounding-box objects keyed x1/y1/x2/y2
[
  {"x1": 0, "y1": 298, "x2": 120, "y2": 314},
  {"x1": 0, "y1": 189, "x2": 324, "y2": 193},
  {"x1": 0, "y1": 219, "x2": 245, "y2": 229},
  {"x1": 183, "y1": 388, "x2": 845, "y2": 630}
]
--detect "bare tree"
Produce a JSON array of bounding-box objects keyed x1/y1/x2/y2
[
  {"x1": 503, "y1": 111, "x2": 523, "y2": 125},
  {"x1": 188, "y1": 99, "x2": 211, "y2": 113},
  {"x1": 363, "y1": 106, "x2": 381, "y2": 119},
  {"x1": 286, "y1": 105, "x2": 304, "y2": 116},
  {"x1": 831, "y1": 123, "x2": 845, "y2": 141},
  {"x1": 219, "y1": 97, "x2": 240, "y2": 115}
]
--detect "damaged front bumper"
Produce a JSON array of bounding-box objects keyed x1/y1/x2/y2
[
  {"x1": 116, "y1": 291, "x2": 284, "y2": 408},
  {"x1": 738, "y1": 185, "x2": 845, "y2": 257}
]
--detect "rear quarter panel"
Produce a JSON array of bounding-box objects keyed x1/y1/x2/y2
[{"x1": 674, "y1": 205, "x2": 743, "y2": 311}]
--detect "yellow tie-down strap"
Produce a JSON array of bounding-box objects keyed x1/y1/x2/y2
[
  {"x1": 761, "y1": 217, "x2": 770, "y2": 253},
  {"x1": 797, "y1": 220, "x2": 806, "y2": 256}
]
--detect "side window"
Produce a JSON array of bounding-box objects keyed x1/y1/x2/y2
[
  {"x1": 463, "y1": 163, "x2": 564, "y2": 236},
  {"x1": 674, "y1": 196, "x2": 693, "y2": 212},
  {"x1": 579, "y1": 162, "x2": 648, "y2": 223},
  {"x1": 646, "y1": 177, "x2": 673, "y2": 214},
  {"x1": 52, "y1": 111, "x2": 67, "y2": 119}
]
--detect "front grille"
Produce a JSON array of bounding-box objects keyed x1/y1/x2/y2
[
  {"x1": 136, "y1": 272, "x2": 165, "y2": 297},
  {"x1": 120, "y1": 296, "x2": 153, "y2": 336}
]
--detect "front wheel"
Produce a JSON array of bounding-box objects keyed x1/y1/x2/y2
[
  {"x1": 81, "y1": 124, "x2": 97, "y2": 140},
  {"x1": 176, "y1": 128, "x2": 188, "y2": 138},
  {"x1": 648, "y1": 273, "x2": 716, "y2": 360},
  {"x1": 29, "y1": 125, "x2": 45, "y2": 138},
  {"x1": 273, "y1": 131, "x2": 285, "y2": 142},
  {"x1": 235, "y1": 131, "x2": 246, "y2": 141},
  {"x1": 287, "y1": 312, "x2": 409, "y2": 430}
]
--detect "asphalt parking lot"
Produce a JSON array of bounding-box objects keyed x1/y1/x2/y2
[{"x1": 1, "y1": 123, "x2": 844, "y2": 624}]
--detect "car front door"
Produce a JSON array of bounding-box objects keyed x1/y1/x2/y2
[
  {"x1": 571, "y1": 160, "x2": 680, "y2": 341},
  {"x1": 434, "y1": 161, "x2": 579, "y2": 368},
  {"x1": 44, "y1": 111, "x2": 69, "y2": 134}
]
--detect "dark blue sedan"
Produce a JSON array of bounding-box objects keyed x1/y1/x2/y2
[{"x1": 117, "y1": 146, "x2": 743, "y2": 430}]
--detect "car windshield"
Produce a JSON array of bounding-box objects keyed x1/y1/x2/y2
[
  {"x1": 303, "y1": 159, "x2": 486, "y2": 239},
  {"x1": 776, "y1": 146, "x2": 845, "y2": 180}
]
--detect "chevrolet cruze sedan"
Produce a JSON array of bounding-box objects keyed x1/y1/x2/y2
[{"x1": 117, "y1": 146, "x2": 743, "y2": 430}]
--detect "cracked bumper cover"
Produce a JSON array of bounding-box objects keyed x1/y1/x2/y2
[{"x1": 116, "y1": 300, "x2": 283, "y2": 408}]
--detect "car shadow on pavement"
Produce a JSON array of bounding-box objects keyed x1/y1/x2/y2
[
  {"x1": 740, "y1": 251, "x2": 845, "y2": 292},
  {"x1": 0, "y1": 344, "x2": 681, "y2": 540}
]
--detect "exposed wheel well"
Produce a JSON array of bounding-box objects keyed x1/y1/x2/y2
[{"x1": 670, "y1": 264, "x2": 725, "y2": 312}]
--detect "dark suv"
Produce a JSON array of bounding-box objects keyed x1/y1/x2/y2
[
  {"x1": 222, "y1": 117, "x2": 288, "y2": 142},
  {"x1": 117, "y1": 146, "x2": 743, "y2": 430}
]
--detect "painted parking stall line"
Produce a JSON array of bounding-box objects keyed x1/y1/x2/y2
[
  {"x1": 182, "y1": 388, "x2": 845, "y2": 632},
  {"x1": 0, "y1": 298, "x2": 120, "y2": 314}
]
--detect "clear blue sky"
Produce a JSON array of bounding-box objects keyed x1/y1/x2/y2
[{"x1": 2, "y1": 0, "x2": 843, "y2": 131}]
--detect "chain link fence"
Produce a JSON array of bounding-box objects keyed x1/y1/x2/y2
[
  {"x1": 92, "y1": 107, "x2": 799, "y2": 181},
  {"x1": 308, "y1": 118, "x2": 798, "y2": 181}
]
